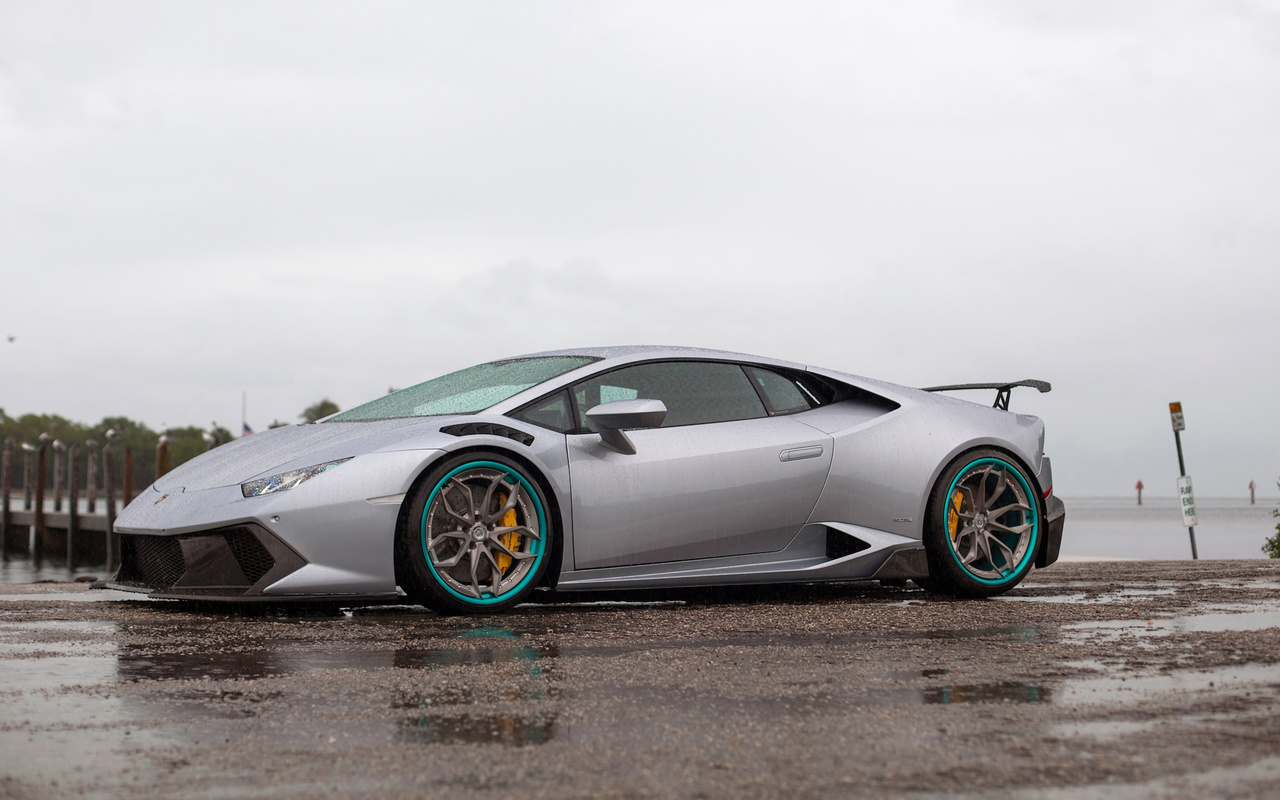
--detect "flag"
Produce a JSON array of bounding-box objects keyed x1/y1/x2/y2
[{"x1": 242, "y1": 422, "x2": 254, "y2": 436}]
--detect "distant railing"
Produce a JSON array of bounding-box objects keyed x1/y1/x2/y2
[{"x1": 0, "y1": 432, "x2": 182, "y2": 574}]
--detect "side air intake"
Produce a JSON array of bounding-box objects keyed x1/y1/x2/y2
[
  {"x1": 826, "y1": 527, "x2": 871, "y2": 560},
  {"x1": 440, "y1": 423, "x2": 534, "y2": 446}
]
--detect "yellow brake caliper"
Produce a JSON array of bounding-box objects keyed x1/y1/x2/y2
[
  {"x1": 947, "y1": 491, "x2": 963, "y2": 542},
  {"x1": 494, "y1": 494, "x2": 521, "y2": 574}
]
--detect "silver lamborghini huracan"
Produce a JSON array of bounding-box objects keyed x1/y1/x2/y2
[{"x1": 109, "y1": 346, "x2": 1066, "y2": 613}]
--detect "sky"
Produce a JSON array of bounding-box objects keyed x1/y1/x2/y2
[{"x1": 1, "y1": 1, "x2": 1277, "y2": 498}]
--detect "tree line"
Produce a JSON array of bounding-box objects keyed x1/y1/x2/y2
[{"x1": 0, "y1": 398, "x2": 340, "y2": 493}]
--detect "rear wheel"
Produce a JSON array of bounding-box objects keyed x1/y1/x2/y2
[
  {"x1": 922, "y1": 449, "x2": 1041, "y2": 598},
  {"x1": 396, "y1": 453, "x2": 552, "y2": 614}
]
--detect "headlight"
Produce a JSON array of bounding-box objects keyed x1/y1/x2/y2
[{"x1": 241, "y1": 457, "x2": 352, "y2": 498}]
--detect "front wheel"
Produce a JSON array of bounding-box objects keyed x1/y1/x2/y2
[
  {"x1": 922, "y1": 450, "x2": 1041, "y2": 598},
  {"x1": 395, "y1": 453, "x2": 553, "y2": 614}
]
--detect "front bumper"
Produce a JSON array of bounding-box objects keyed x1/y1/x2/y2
[
  {"x1": 1036, "y1": 495, "x2": 1066, "y2": 568},
  {"x1": 109, "y1": 449, "x2": 442, "y2": 599}
]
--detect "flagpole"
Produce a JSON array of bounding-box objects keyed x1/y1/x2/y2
[{"x1": 242, "y1": 391, "x2": 247, "y2": 437}]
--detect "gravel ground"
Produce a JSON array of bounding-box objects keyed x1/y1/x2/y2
[{"x1": 2, "y1": 560, "x2": 1279, "y2": 799}]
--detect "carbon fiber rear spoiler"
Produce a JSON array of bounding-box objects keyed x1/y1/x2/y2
[{"x1": 921, "y1": 380, "x2": 1051, "y2": 411}]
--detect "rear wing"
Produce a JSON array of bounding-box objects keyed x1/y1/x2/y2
[{"x1": 921, "y1": 379, "x2": 1051, "y2": 411}]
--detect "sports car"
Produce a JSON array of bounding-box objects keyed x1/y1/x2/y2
[{"x1": 109, "y1": 346, "x2": 1066, "y2": 612}]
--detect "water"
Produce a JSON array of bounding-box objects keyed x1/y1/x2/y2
[
  {"x1": 1, "y1": 496, "x2": 1275, "y2": 585},
  {"x1": 1060, "y1": 496, "x2": 1277, "y2": 560}
]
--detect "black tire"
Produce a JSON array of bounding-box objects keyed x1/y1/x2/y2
[
  {"x1": 922, "y1": 448, "x2": 1042, "y2": 598},
  {"x1": 395, "y1": 452, "x2": 554, "y2": 615}
]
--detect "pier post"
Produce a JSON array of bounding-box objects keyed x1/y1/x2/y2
[
  {"x1": 34, "y1": 435, "x2": 49, "y2": 565},
  {"x1": 156, "y1": 435, "x2": 171, "y2": 480},
  {"x1": 67, "y1": 443, "x2": 80, "y2": 571},
  {"x1": 23, "y1": 446, "x2": 34, "y2": 510},
  {"x1": 1, "y1": 438, "x2": 11, "y2": 557},
  {"x1": 52, "y1": 440, "x2": 66, "y2": 512},
  {"x1": 103, "y1": 432, "x2": 119, "y2": 572},
  {"x1": 85, "y1": 440, "x2": 99, "y2": 513}
]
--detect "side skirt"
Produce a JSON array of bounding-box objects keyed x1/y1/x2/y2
[{"x1": 555, "y1": 523, "x2": 921, "y2": 592}]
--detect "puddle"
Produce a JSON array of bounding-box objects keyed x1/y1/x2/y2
[
  {"x1": 999, "y1": 588, "x2": 1177, "y2": 606},
  {"x1": 1058, "y1": 663, "x2": 1280, "y2": 706},
  {"x1": 0, "y1": 590, "x2": 152, "y2": 603},
  {"x1": 117, "y1": 642, "x2": 556, "y2": 682},
  {"x1": 1051, "y1": 719, "x2": 1158, "y2": 740},
  {"x1": 999, "y1": 594, "x2": 1087, "y2": 604},
  {"x1": 401, "y1": 712, "x2": 558, "y2": 746},
  {"x1": 924, "y1": 682, "x2": 1050, "y2": 705},
  {"x1": 926, "y1": 625, "x2": 1044, "y2": 643},
  {"x1": 1062, "y1": 605, "x2": 1280, "y2": 641}
]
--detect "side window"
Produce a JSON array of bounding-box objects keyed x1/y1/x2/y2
[
  {"x1": 573, "y1": 362, "x2": 766, "y2": 429},
  {"x1": 746, "y1": 367, "x2": 813, "y2": 415},
  {"x1": 511, "y1": 390, "x2": 574, "y2": 433}
]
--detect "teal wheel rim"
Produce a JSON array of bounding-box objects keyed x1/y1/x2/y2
[
  {"x1": 943, "y1": 457, "x2": 1039, "y2": 586},
  {"x1": 420, "y1": 461, "x2": 547, "y2": 606}
]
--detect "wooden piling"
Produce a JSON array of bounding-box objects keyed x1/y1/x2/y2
[
  {"x1": 103, "y1": 443, "x2": 118, "y2": 572},
  {"x1": 23, "y1": 449, "x2": 34, "y2": 511},
  {"x1": 53, "y1": 442, "x2": 65, "y2": 513},
  {"x1": 1, "y1": 439, "x2": 11, "y2": 556},
  {"x1": 67, "y1": 443, "x2": 80, "y2": 571},
  {"x1": 156, "y1": 436, "x2": 171, "y2": 480},
  {"x1": 86, "y1": 440, "x2": 99, "y2": 513},
  {"x1": 33, "y1": 441, "x2": 47, "y2": 564}
]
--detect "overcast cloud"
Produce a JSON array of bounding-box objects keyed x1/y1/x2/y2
[{"x1": 2, "y1": 1, "x2": 1277, "y2": 497}]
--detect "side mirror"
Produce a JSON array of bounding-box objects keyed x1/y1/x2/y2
[{"x1": 585, "y1": 399, "x2": 667, "y2": 455}]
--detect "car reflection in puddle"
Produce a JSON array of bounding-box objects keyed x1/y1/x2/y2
[
  {"x1": 116, "y1": 625, "x2": 558, "y2": 683},
  {"x1": 401, "y1": 712, "x2": 558, "y2": 746},
  {"x1": 924, "y1": 682, "x2": 1051, "y2": 705}
]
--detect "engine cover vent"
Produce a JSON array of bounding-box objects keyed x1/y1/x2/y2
[
  {"x1": 440, "y1": 423, "x2": 534, "y2": 447},
  {"x1": 826, "y1": 527, "x2": 871, "y2": 560}
]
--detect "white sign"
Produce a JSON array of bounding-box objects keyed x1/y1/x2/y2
[
  {"x1": 1177, "y1": 476, "x2": 1198, "y2": 527},
  {"x1": 1169, "y1": 402, "x2": 1185, "y2": 432}
]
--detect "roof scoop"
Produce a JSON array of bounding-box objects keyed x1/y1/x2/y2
[{"x1": 921, "y1": 380, "x2": 1051, "y2": 411}]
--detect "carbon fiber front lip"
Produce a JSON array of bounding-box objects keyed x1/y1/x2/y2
[{"x1": 97, "y1": 582, "x2": 402, "y2": 604}]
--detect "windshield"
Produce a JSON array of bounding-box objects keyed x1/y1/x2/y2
[{"x1": 328, "y1": 356, "x2": 599, "y2": 422}]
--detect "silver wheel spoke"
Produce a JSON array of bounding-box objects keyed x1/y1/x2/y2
[
  {"x1": 467, "y1": 546, "x2": 484, "y2": 598},
  {"x1": 984, "y1": 469, "x2": 1007, "y2": 512},
  {"x1": 433, "y1": 540, "x2": 470, "y2": 569},
  {"x1": 986, "y1": 502, "x2": 1030, "y2": 520},
  {"x1": 479, "y1": 546, "x2": 504, "y2": 596},
  {"x1": 975, "y1": 466, "x2": 994, "y2": 510},
  {"x1": 443, "y1": 479, "x2": 476, "y2": 525},
  {"x1": 483, "y1": 481, "x2": 523, "y2": 524},
  {"x1": 986, "y1": 533, "x2": 1016, "y2": 573},
  {"x1": 488, "y1": 524, "x2": 541, "y2": 542},
  {"x1": 987, "y1": 521, "x2": 1032, "y2": 535},
  {"x1": 490, "y1": 537, "x2": 537, "y2": 561}
]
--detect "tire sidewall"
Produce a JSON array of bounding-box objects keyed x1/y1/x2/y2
[
  {"x1": 396, "y1": 451, "x2": 553, "y2": 614},
  {"x1": 924, "y1": 448, "x2": 1041, "y2": 598}
]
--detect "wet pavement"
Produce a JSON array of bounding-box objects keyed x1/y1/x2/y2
[{"x1": 1, "y1": 561, "x2": 1279, "y2": 799}]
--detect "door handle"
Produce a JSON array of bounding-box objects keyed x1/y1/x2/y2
[{"x1": 779, "y1": 446, "x2": 824, "y2": 463}]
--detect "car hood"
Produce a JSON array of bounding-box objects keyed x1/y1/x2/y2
[{"x1": 153, "y1": 418, "x2": 456, "y2": 492}]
